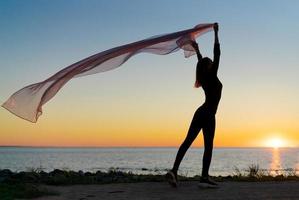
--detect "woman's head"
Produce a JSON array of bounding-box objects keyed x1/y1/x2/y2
[{"x1": 194, "y1": 57, "x2": 213, "y2": 88}]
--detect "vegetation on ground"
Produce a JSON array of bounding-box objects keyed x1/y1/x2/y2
[
  {"x1": 0, "y1": 165, "x2": 298, "y2": 199},
  {"x1": 0, "y1": 183, "x2": 57, "y2": 200}
]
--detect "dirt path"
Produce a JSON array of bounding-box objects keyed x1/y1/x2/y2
[{"x1": 35, "y1": 181, "x2": 299, "y2": 200}]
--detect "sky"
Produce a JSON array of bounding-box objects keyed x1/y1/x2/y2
[{"x1": 0, "y1": 0, "x2": 298, "y2": 147}]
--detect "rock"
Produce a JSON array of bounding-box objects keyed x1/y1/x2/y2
[
  {"x1": 84, "y1": 172, "x2": 93, "y2": 176},
  {"x1": 49, "y1": 169, "x2": 66, "y2": 176},
  {"x1": 78, "y1": 170, "x2": 84, "y2": 176},
  {"x1": 0, "y1": 169, "x2": 13, "y2": 176},
  {"x1": 0, "y1": 169, "x2": 13, "y2": 183},
  {"x1": 68, "y1": 170, "x2": 80, "y2": 177},
  {"x1": 7, "y1": 171, "x2": 40, "y2": 183},
  {"x1": 95, "y1": 170, "x2": 104, "y2": 176}
]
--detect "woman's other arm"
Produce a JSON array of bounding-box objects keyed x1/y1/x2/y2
[{"x1": 191, "y1": 41, "x2": 202, "y2": 61}]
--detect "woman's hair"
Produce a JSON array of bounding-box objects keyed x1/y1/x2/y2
[{"x1": 194, "y1": 57, "x2": 212, "y2": 88}]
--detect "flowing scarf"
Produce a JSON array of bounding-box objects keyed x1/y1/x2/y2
[{"x1": 2, "y1": 23, "x2": 214, "y2": 122}]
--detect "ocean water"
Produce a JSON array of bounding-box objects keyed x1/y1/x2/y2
[{"x1": 0, "y1": 147, "x2": 298, "y2": 177}]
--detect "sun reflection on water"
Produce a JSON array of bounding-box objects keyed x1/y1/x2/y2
[
  {"x1": 296, "y1": 163, "x2": 299, "y2": 176},
  {"x1": 270, "y1": 148, "x2": 282, "y2": 176}
]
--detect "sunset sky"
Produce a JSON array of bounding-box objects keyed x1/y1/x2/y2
[{"x1": 0, "y1": 0, "x2": 298, "y2": 147}]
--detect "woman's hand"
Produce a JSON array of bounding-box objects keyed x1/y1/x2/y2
[
  {"x1": 191, "y1": 41, "x2": 199, "y2": 50},
  {"x1": 213, "y1": 23, "x2": 219, "y2": 32}
]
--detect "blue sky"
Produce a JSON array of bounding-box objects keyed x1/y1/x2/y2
[
  {"x1": 1, "y1": 0, "x2": 298, "y2": 90},
  {"x1": 0, "y1": 0, "x2": 299, "y2": 146}
]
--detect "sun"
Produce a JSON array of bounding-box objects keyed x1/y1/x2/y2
[{"x1": 265, "y1": 138, "x2": 286, "y2": 148}]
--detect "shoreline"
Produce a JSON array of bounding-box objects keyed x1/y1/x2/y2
[{"x1": 1, "y1": 168, "x2": 299, "y2": 185}]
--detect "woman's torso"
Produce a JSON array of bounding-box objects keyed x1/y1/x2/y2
[{"x1": 202, "y1": 76, "x2": 222, "y2": 115}]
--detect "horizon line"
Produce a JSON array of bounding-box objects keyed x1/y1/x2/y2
[{"x1": 0, "y1": 145, "x2": 297, "y2": 149}]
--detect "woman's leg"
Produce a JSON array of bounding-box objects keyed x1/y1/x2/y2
[
  {"x1": 171, "y1": 109, "x2": 203, "y2": 174},
  {"x1": 201, "y1": 116, "x2": 216, "y2": 177}
]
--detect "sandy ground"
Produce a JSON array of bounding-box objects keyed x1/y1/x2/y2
[{"x1": 34, "y1": 181, "x2": 299, "y2": 200}]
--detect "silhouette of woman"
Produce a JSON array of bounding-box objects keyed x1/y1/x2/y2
[{"x1": 166, "y1": 23, "x2": 221, "y2": 187}]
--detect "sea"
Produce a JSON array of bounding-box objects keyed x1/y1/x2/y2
[{"x1": 0, "y1": 147, "x2": 298, "y2": 177}]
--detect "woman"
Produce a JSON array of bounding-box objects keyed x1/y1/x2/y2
[{"x1": 166, "y1": 23, "x2": 222, "y2": 187}]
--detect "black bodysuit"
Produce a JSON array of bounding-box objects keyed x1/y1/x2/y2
[
  {"x1": 201, "y1": 42, "x2": 222, "y2": 115},
  {"x1": 171, "y1": 40, "x2": 222, "y2": 180}
]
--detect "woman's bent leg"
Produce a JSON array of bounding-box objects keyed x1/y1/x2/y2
[{"x1": 172, "y1": 110, "x2": 202, "y2": 174}]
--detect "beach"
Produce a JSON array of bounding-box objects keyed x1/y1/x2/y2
[{"x1": 34, "y1": 181, "x2": 299, "y2": 200}]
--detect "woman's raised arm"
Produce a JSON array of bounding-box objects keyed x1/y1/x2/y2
[{"x1": 213, "y1": 23, "x2": 221, "y2": 74}]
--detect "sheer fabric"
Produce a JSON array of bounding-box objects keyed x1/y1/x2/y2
[{"x1": 2, "y1": 23, "x2": 214, "y2": 122}]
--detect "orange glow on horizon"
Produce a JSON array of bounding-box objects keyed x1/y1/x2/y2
[{"x1": 1, "y1": 91, "x2": 299, "y2": 148}]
